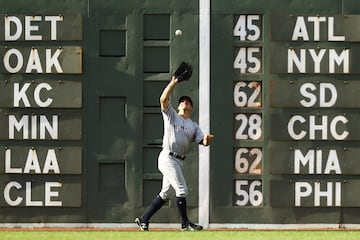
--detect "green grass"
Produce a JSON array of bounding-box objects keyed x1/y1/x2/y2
[{"x1": 1, "y1": 230, "x2": 360, "y2": 240}]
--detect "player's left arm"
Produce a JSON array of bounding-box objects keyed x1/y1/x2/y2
[{"x1": 195, "y1": 123, "x2": 214, "y2": 146}]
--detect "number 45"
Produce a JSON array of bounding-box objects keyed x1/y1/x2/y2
[
  {"x1": 233, "y1": 15, "x2": 261, "y2": 41},
  {"x1": 234, "y1": 47, "x2": 262, "y2": 74}
]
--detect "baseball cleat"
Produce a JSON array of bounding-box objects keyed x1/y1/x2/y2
[
  {"x1": 181, "y1": 221, "x2": 203, "y2": 231},
  {"x1": 135, "y1": 217, "x2": 149, "y2": 231}
]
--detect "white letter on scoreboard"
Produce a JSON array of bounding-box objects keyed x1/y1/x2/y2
[
  {"x1": 294, "y1": 149, "x2": 315, "y2": 174},
  {"x1": 288, "y1": 49, "x2": 306, "y2": 73},
  {"x1": 292, "y1": 16, "x2": 309, "y2": 41},
  {"x1": 288, "y1": 115, "x2": 306, "y2": 140},
  {"x1": 309, "y1": 49, "x2": 326, "y2": 73},
  {"x1": 24, "y1": 16, "x2": 42, "y2": 41},
  {"x1": 314, "y1": 182, "x2": 333, "y2": 206},
  {"x1": 45, "y1": 182, "x2": 62, "y2": 206},
  {"x1": 295, "y1": 182, "x2": 312, "y2": 206},
  {"x1": 45, "y1": 16, "x2": 62, "y2": 40},
  {"x1": 330, "y1": 115, "x2": 349, "y2": 140},
  {"x1": 23, "y1": 149, "x2": 41, "y2": 174},
  {"x1": 319, "y1": 83, "x2": 337, "y2": 107},
  {"x1": 329, "y1": 49, "x2": 349, "y2": 73},
  {"x1": 5, "y1": 148, "x2": 22, "y2": 174},
  {"x1": 5, "y1": 16, "x2": 22, "y2": 41},
  {"x1": 309, "y1": 115, "x2": 328, "y2": 140},
  {"x1": 3, "y1": 181, "x2": 23, "y2": 206},
  {"x1": 14, "y1": 83, "x2": 31, "y2": 107},
  {"x1": 46, "y1": 49, "x2": 63, "y2": 73},
  {"x1": 324, "y1": 150, "x2": 341, "y2": 174},
  {"x1": 307, "y1": 16, "x2": 326, "y2": 41},
  {"x1": 43, "y1": 149, "x2": 60, "y2": 174},
  {"x1": 40, "y1": 115, "x2": 58, "y2": 139},
  {"x1": 34, "y1": 83, "x2": 53, "y2": 107},
  {"x1": 25, "y1": 48, "x2": 43, "y2": 73},
  {"x1": 300, "y1": 83, "x2": 316, "y2": 107},
  {"x1": 3, "y1": 48, "x2": 23, "y2": 73},
  {"x1": 8, "y1": 115, "x2": 29, "y2": 139},
  {"x1": 328, "y1": 17, "x2": 345, "y2": 41},
  {"x1": 26, "y1": 182, "x2": 43, "y2": 206}
]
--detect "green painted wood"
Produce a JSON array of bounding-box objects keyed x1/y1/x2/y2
[
  {"x1": 2, "y1": 0, "x2": 360, "y2": 226},
  {"x1": 211, "y1": 0, "x2": 360, "y2": 224}
]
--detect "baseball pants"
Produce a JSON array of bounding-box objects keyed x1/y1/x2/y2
[{"x1": 158, "y1": 150, "x2": 188, "y2": 200}]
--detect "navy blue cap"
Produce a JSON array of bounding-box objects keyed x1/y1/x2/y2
[{"x1": 178, "y1": 96, "x2": 193, "y2": 107}]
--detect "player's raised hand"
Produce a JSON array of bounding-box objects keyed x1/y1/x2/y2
[{"x1": 171, "y1": 75, "x2": 179, "y2": 83}]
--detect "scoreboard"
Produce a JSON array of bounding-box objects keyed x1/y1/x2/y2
[
  {"x1": 0, "y1": 14, "x2": 82, "y2": 210},
  {"x1": 1, "y1": 0, "x2": 360, "y2": 228},
  {"x1": 211, "y1": 0, "x2": 360, "y2": 225}
]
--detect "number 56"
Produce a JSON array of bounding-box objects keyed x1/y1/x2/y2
[{"x1": 235, "y1": 180, "x2": 263, "y2": 206}]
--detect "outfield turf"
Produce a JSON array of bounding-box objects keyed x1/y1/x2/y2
[{"x1": 1, "y1": 230, "x2": 360, "y2": 240}]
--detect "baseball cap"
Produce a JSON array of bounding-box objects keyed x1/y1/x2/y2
[{"x1": 178, "y1": 96, "x2": 193, "y2": 107}]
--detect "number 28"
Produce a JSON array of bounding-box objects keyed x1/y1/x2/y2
[{"x1": 235, "y1": 114, "x2": 262, "y2": 140}]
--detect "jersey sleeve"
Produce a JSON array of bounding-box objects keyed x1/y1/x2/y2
[
  {"x1": 194, "y1": 122, "x2": 205, "y2": 143},
  {"x1": 161, "y1": 102, "x2": 176, "y2": 120}
]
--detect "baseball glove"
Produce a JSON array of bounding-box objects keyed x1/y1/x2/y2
[{"x1": 173, "y1": 61, "x2": 193, "y2": 82}]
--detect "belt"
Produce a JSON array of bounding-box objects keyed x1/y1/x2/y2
[{"x1": 169, "y1": 151, "x2": 186, "y2": 160}]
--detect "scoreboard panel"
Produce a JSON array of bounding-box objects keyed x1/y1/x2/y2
[
  {"x1": 1, "y1": 0, "x2": 360, "y2": 227},
  {"x1": 211, "y1": 0, "x2": 360, "y2": 224}
]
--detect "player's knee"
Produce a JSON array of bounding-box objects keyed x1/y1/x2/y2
[
  {"x1": 159, "y1": 192, "x2": 170, "y2": 200},
  {"x1": 176, "y1": 186, "x2": 188, "y2": 198},
  {"x1": 177, "y1": 192, "x2": 188, "y2": 198}
]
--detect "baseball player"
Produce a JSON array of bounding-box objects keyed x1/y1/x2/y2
[{"x1": 135, "y1": 67, "x2": 214, "y2": 231}]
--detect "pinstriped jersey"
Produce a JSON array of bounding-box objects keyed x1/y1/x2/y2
[{"x1": 161, "y1": 104, "x2": 204, "y2": 156}]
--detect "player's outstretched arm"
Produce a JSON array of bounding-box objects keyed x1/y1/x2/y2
[{"x1": 160, "y1": 76, "x2": 178, "y2": 111}]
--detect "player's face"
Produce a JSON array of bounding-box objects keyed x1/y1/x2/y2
[{"x1": 178, "y1": 100, "x2": 193, "y2": 113}]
